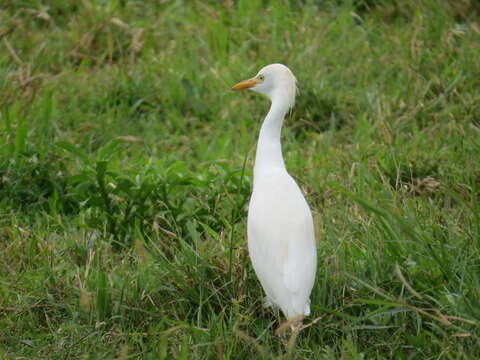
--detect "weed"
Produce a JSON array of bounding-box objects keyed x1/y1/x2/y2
[{"x1": 0, "y1": 0, "x2": 479, "y2": 358}]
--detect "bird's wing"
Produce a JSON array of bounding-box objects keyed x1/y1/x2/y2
[
  {"x1": 248, "y1": 172, "x2": 316, "y2": 315},
  {"x1": 282, "y1": 212, "x2": 316, "y2": 295}
]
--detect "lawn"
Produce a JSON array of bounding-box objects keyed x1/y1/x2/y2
[{"x1": 1, "y1": 0, "x2": 479, "y2": 358}]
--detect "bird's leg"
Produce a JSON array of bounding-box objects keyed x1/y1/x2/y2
[
  {"x1": 290, "y1": 321, "x2": 303, "y2": 333},
  {"x1": 275, "y1": 315, "x2": 304, "y2": 336},
  {"x1": 284, "y1": 323, "x2": 301, "y2": 357},
  {"x1": 275, "y1": 317, "x2": 304, "y2": 356}
]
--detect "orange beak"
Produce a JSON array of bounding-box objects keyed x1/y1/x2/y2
[{"x1": 231, "y1": 77, "x2": 260, "y2": 91}]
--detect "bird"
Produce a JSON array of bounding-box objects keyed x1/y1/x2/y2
[{"x1": 232, "y1": 64, "x2": 317, "y2": 321}]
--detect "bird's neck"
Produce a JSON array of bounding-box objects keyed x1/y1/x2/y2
[{"x1": 254, "y1": 99, "x2": 290, "y2": 177}]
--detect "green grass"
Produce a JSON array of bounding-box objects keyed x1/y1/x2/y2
[{"x1": 1, "y1": 0, "x2": 480, "y2": 358}]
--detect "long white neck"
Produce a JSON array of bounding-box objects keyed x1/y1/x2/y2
[{"x1": 253, "y1": 97, "x2": 290, "y2": 179}]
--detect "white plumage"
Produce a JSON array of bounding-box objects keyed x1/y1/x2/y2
[{"x1": 232, "y1": 64, "x2": 317, "y2": 320}]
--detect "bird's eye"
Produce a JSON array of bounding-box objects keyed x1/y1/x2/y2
[{"x1": 258, "y1": 74, "x2": 265, "y2": 81}]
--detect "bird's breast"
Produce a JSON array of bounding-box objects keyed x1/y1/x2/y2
[{"x1": 248, "y1": 170, "x2": 312, "y2": 231}]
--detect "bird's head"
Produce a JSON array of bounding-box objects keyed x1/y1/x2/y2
[{"x1": 232, "y1": 63, "x2": 297, "y2": 109}]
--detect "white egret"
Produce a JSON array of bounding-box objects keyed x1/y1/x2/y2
[{"x1": 232, "y1": 64, "x2": 317, "y2": 321}]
